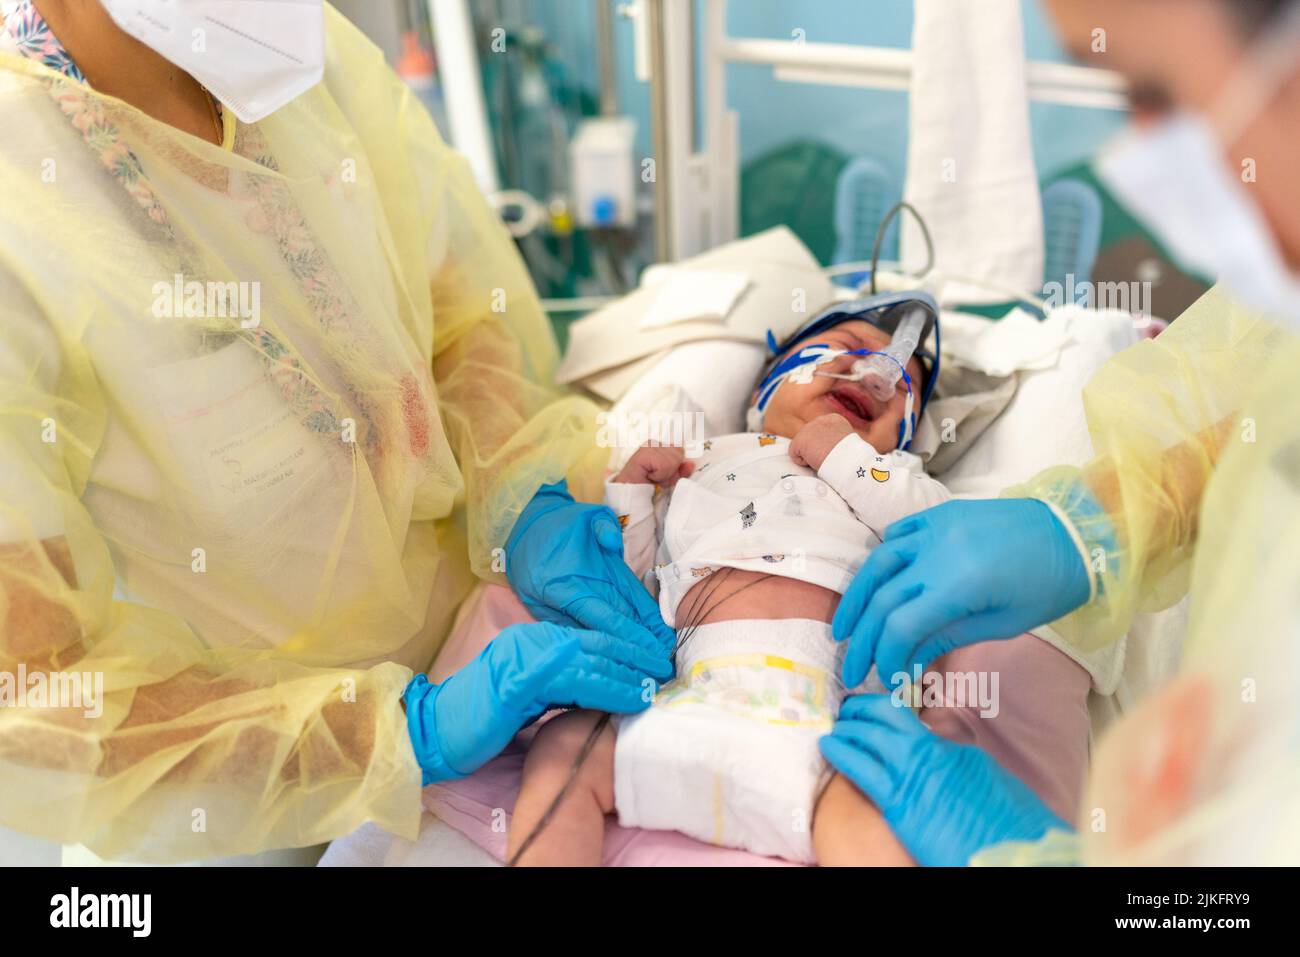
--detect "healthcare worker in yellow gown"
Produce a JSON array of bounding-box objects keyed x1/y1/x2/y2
[
  {"x1": 0, "y1": 0, "x2": 672, "y2": 863},
  {"x1": 825, "y1": 0, "x2": 1300, "y2": 865}
]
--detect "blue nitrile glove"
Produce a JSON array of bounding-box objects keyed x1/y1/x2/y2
[
  {"x1": 404, "y1": 621, "x2": 671, "y2": 784},
  {"x1": 833, "y1": 499, "x2": 1092, "y2": 688},
  {"x1": 821, "y1": 695, "x2": 1071, "y2": 866},
  {"x1": 506, "y1": 480, "x2": 675, "y2": 656}
]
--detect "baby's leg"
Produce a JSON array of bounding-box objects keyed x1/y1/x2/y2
[
  {"x1": 507, "y1": 710, "x2": 616, "y2": 866},
  {"x1": 922, "y1": 633, "x2": 1090, "y2": 822},
  {"x1": 812, "y1": 773, "x2": 916, "y2": 867},
  {"x1": 814, "y1": 633, "x2": 1091, "y2": 867}
]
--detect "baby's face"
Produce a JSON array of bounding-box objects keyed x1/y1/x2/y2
[{"x1": 758, "y1": 320, "x2": 926, "y2": 453}]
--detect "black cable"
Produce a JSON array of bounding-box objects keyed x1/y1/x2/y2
[
  {"x1": 506, "y1": 711, "x2": 611, "y2": 867},
  {"x1": 507, "y1": 212, "x2": 936, "y2": 866},
  {"x1": 506, "y1": 567, "x2": 779, "y2": 865},
  {"x1": 673, "y1": 569, "x2": 778, "y2": 658}
]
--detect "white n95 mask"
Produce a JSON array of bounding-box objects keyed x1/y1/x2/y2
[
  {"x1": 1097, "y1": 115, "x2": 1300, "y2": 331},
  {"x1": 100, "y1": 0, "x2": 325, "y2": 123},
  {"x1": 1096, "y1": 0, "x2": 1300, "y2": 333}
]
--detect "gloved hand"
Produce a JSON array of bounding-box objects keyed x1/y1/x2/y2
[
  {"x1": 833, "y1": 499, "x2": 1091, "y2": 687},
  {"x1": 404, "y1": 621, "x2": 672, "y2": 784},
  {"x1": 506, "y1": 480, "x2": 676, "y2": 656},
  {"x1": 821, "y1": 695, "x2": 1070, "y2": 866}
]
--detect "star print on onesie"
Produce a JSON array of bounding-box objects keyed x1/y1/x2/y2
[{"x1": 601, "y1": 430, "x2": 950, "y2": 629}]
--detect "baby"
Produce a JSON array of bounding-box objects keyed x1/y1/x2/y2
[{"x1": 507, "y1": 297, "x2": 1091, "y2": 866}]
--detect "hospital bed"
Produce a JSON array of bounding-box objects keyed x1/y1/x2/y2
[
  {"x1": 8, "y1": 223, "x2": 1181, "y2": 867},
  {"x1": 321, "y1": 220, "x2": 1189, "y2": 867},
  {"x1": 324, "y1": 0, "x2": 1186, "y2": 867},
  {"x1": 0, "y1": 0, "x2": 1181, "y2": 868}
]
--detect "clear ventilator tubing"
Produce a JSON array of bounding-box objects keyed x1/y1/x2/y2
[{"x1": 857, "y1": 306, "x2": 927, "y2": 400}]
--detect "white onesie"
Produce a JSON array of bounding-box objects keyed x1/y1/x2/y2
[{"x1": 606, "y1": 431, "x2": 950, "y2": 862}]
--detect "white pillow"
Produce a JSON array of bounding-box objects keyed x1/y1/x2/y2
[
  {"x1": 938, "y1": 307, "x2": 1140, "y2": 496},
  {"x1": 604, "y1": 339, "x2": 766, "y2": 471},
  {"x1": 606, "y1": 304, "x2": 1139, "y2": 488}
]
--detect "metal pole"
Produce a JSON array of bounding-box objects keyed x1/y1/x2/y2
[
  {"x1": 716, "y1": 37, "x2": 1129, "y2": 111},
  {"x1": 646, "y1": 0, "x2": 672, "y2": 262},
  {"x1": 595, "y1": 0, "x2": 619, "y2": 116},
  {"x1": 427, "y1": 0, "x2": 501, "y2": 194}
]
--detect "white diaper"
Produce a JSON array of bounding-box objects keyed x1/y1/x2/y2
[{"x1": 613, "y1": 618, "x2": 848, "y2": 864}]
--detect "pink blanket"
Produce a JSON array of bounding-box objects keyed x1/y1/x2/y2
[
  {"x1": 425, "y1": 584, "x2": 795, "y2": 866},
  {"x1": 424, "y1": 584, "x2": 1089, "y2": 866},
  {"x1": 424, "y1": 730, "x2": 795, "y2": 867}
]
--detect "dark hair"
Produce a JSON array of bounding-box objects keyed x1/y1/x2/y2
[{"x1": 1228, "y1": 0, "x2": 1292, "y2": 34}]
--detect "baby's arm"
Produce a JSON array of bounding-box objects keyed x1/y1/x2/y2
[
  {"x1": 818, "y1": 434, "x2": 950, "y2": 528},
  {"x1": 605, "y1": 445, "x2": 693, "y2": 581},
  {"x1": 791, "y1": 414, "x2": 950, "y2": 530}
]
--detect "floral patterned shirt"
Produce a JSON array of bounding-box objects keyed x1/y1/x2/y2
[{"x1": 0, "y1": 0, "x2": 431, "y2": 458}]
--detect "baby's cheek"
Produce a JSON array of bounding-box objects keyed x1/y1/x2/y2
[
  {"x1": 865, "y1": 422, "x2": 894, "y2": 454},
  {"x1": 877, "y1": 393, "x2": 911, "y2": 443},
  {"x1": 891, "y1": 389, "x2": 911, "y2": 419}
]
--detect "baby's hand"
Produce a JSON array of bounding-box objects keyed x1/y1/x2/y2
[
  {"x1": 614, "y1": 444, "x2": 696, "y2": 487},
  {"x1": 790, "y1": 414, "x2": 855, "y2": 470}
]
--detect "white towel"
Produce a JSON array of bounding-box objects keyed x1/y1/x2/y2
[{"x1": 902, "y1": 0, "x2": 1044, "y2": 302}]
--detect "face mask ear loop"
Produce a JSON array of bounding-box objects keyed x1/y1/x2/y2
[{"x1": 1211, "y1": 0, "x2": 1300, "y2": 145}]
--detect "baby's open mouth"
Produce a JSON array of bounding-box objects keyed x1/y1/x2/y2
[{"x1": 826, "y1": 387, "x2": 877, "y2": 425}]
